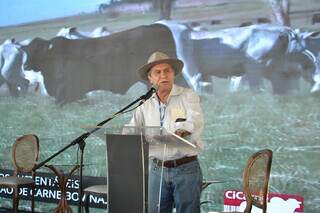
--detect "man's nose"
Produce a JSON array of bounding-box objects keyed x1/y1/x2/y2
[{"x1": 160, "y1": 71, "x2": 167, "y2": 78}]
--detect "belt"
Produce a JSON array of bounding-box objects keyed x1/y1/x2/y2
[{"x1": 153, "y1": 156, "x2": 197, "y2": 168}]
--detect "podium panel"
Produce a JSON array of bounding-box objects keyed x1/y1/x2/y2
[{"x1": 106, "y1": 134, "x2": 149, "y2": 213}]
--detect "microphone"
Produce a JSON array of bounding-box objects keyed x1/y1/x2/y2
[{"x1": 140, "y1": 84, "x2": 158, "y2": 103}]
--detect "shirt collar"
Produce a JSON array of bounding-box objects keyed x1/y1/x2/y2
[
  {"x1": 170, "y1": 84, "x2": 183, "y2": 96},
  {"x1": 151, "y1": 84, "x2": 183, "y2": 100}
]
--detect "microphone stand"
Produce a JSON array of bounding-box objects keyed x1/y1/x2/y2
[{"x1": 34, "y1": 90, "x2": 154, "y2": 213}]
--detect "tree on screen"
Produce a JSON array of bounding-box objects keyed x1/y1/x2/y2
[
  {"x1": 152, "y1": 0, "x2": 174, "y2": 20},
  {"x1": 265, "y1": 0, "x2": 291, "y2": 26}
]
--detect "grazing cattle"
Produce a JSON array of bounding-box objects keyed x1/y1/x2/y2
[
  {"x1": 22, "y1": 24, "x2": 177, "y2": 104},
  {"x1": 210, "y1": 20, "x2": 222, "y2": 25},
  {"x1": 56, "y1": 27, "x2": 89, "y2": 39},
  {"x1": 0, "y1": 39, "x2": 29, "y2": 97},
  {"x1": 20, "y1": 22, "x2": 320, "y2": 103},
  {"x1": 56, "y1": 26, "x2": 111, "y2": 39},
  {"x1": 22, "y1": 26, "x2": 113, "y2": 96},
  {"x1": 312, "y1": 13, "x2": 320, "y2": 25},
  {"x1": 159, "y1": 21, "x2": 266, "y2": 92},
  {"x1": 160, "y1": 21, "x2": 320, "y2": 94},
  {"x1": 156, "y1": 20, "x2": 207, "y2": 92},
  {"x1": 90, "y1": 26, "x2": 111, "y2": 38},
  {"x1": 239, "y1": 21, "x2": 253, "y2": 27},
  {"x1": 233, "y1": 29, "x2": 320, "y2": 93},
  {"x1": 257, "y1": 17, "x2": 271, "y2": 24},
  {"x1": 15, "y1": 38, "x2": 49, "y2": 96}
]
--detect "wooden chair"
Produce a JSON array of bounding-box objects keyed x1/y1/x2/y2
[
  {"x1": 0, "y1": 134, "x2": 40, "y2": 213},
  {"x1": 210, "y1": 149, "x2": 273, "y2": 213},
  {"x1": 241, "y1": 149, "x2": 272, "y2": 213}
]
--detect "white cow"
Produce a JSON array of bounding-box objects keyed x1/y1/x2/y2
[
  {"x1": 56, "y1": 26, "x2": 111, "y2": 39},
  {"x1": 90, "y1": 26, "x2": 111, "y2": 37},
  {"x1": 0, "y1": 39, "x2": 29, "y2": 96},
  {"x1": 19, "y1": 39, "x2": 48, "y2": 96},
  {"x1": 56, "y1": 26, "x2": 90, "y2": 39}
]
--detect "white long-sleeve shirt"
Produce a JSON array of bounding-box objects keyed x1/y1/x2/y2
[{"x1": 127, "y1": 84, "x2": 204, "y2": 160}]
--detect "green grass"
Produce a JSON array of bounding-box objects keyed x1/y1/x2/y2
[
  {"x1": 1, "y1": 85, "x2": 320, "y2": 212},
  {"x1": 200, "y1": 89, "x2": 320, "y2": 212}
]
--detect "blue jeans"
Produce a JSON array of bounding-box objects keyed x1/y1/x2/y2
[{"x1": 148, "y1": 159, "x2": 203, "y2": 213}]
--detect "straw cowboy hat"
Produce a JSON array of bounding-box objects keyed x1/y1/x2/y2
[{"x1": 138, "y1": 51, "x2": 184, "y2": 81}]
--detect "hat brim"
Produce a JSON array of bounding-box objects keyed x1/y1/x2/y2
[{"x1": 138, "y1": 58, "x2": 184, "y2": 81}]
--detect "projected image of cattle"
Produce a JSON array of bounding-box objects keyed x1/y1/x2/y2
[
  {"x1": 161, "y1": 21, "x2": 320, "y2": 95},
  {"x1": 12, "y1": 21, "x2": 320, "y2": 105},
  {"x1": 3, "y1": 22, "x2": 320, "y2": 105}
]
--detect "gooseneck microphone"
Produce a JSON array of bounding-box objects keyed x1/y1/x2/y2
[{"x1": 140, "y1": 84, "x2": 158, "y2": 104}]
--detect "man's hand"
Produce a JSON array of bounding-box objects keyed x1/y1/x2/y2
[{"x1": 174, "y1": 129, "x2": 191, "y2": 138}]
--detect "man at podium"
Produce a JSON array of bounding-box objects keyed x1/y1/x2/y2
[{"x1": 128, "y1": 51, "x2": 204, "y2": 213}]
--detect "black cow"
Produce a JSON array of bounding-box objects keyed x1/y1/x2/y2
[{"x1": 22, "y1": 24, "x2": 177, "y2": 104}]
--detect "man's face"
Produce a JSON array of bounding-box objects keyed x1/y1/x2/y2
[{"x1": 148, "y1": 63, "x2": 175, "y2": 91}]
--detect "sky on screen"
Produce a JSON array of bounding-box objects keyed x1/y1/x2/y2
[{"x1": 0, "y1": 0, "x2": 109, "y2": 27}]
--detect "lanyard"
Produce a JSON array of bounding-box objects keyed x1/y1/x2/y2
[{"x1": 158, "y1": 99, "x2": 166, "y2": 127}]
